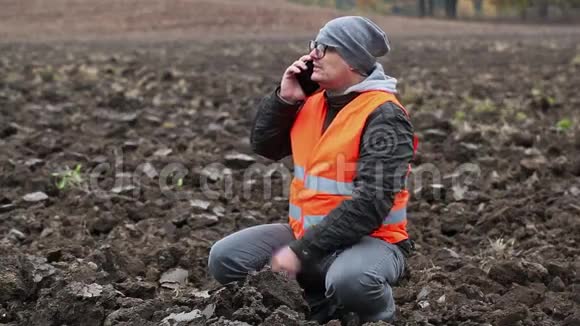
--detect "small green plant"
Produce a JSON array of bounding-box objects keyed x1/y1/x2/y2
[
  {"x1": 473, "y1": 99, "x2": 497, "y2": 114},
  {"x1": 454, "y1": 110, "x2": 466, "y2": 122},
  {"x1": 515, "y1": 112, "x2": 527, "y2": 122},
  {"x1": 478, "y1": 237, "x2": 518, "y2": 274},
  {"x1": 52, "y1": 164, "x2": 83, "y2": 190},
  {"x1": 556, "y1": 118, "x2": 572, "y2": 132},
  {"x1": 177, "y1": 177, "x2": 184, "y2": 188},
  {"x1": 571, "y1": 53, "x2": 580, "y2": 66},
  {"x1": 488, "y1": 237, "x2": 516, "y2": 258},
  {"x1": 531, "y1": 87, "x2": 556, "y2": 108}
]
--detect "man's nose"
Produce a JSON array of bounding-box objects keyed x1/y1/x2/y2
[{"x1": 308, "y1": 48, "x2": 319, "y2": 59}]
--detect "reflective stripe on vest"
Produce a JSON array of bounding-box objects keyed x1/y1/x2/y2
[
  {"x1": 294, "y1": 165, "x2": 305, "y2": 180},
  {"x1": 383, "y1": 207, "x2": 406, "y2": 225},
  {"x1": 300, "y1": 207, "x2": 407, "y2": 230},
  {"x1": 289, "y1": 203, "x2": 301, "y2": 222},
  {"x1": 303, "y1": 215, "x2": 325, "y2": 229},
  {"x1": 294, "y1": 165, "x2": 354, "y2": 196}
]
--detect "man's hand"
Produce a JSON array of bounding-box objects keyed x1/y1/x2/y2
[
  {"x1": 271, "y1": 246, "x2": 301, "y2": 278},
  {"x1": 279, "y1": 55, "x2": 312, "y2": 104}
]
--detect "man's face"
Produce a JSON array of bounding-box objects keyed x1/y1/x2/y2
[{"x1": 309, "y1": 45, "x2": 353, "y2": 90}]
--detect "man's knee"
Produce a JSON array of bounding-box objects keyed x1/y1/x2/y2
[
  {"x1": 326, "y1": 270, "x2": 385, "y2": 307},
  {"x1": 208, "y1": 239, "x2": 238, "y2": 285},
  {"x1": 208, "y1": 224, "x2": 294, "y2": 285}
]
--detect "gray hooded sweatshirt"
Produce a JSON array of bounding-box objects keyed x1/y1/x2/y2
[{"x1": 328, "y1": 63, "x2": 398, "y2": 96}]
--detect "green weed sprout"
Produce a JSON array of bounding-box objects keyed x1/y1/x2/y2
[
  {"x1": 52, "y1": 164, "x2": 83, "y2": 190},
  {"x1": 556, "y1": 118, "x2": 572, "y2": 132},
  {"x1": 515, "y1": 112, "x2": 527, "y2": 122},
  {"x1": 454, "y1": 111, "x2": 466, "y2": 122}
]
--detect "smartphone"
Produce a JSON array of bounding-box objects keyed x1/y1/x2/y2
[{"x1": 295, "y1": 60, "x2": 320, "y2": 96}]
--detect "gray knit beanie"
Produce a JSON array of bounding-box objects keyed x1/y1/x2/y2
[{"x1": 315, "y1": 16, "x2": 390, "y2": 76}]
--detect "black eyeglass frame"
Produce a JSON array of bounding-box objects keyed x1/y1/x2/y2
[{"x1": 308, "y1": 40, "x2": 331, "y2": 59}]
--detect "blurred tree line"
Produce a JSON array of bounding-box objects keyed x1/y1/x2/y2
[{"x1": 290, "y1": 0, "x2": 580, "y2": 20}]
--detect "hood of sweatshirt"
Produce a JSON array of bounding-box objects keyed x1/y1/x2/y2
[{"x1": 340, "y1": 62, "x2": 398, "y2": 95}]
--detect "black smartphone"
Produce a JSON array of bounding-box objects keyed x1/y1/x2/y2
[{"x1": 296, "y1": 60, "x2": 320, "y2": 96}]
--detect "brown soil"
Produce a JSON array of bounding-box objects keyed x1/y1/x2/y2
[
  {"x1": 1, "y1": 0, "x2": 580, "y2": 42},
  {"x1": 1, "y1": 1, "x2": 580, "y2": 326}
]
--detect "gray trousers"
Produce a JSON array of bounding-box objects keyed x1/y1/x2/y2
[{"x1": 207, "y1": 223, "x2": 406, "y2": 323}]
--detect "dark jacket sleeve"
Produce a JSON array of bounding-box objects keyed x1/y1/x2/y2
[
  {"x1": 288, "y1": 102, "x2": 415, "y2": 265},
  {"x1": 250, "y1": 87, "x2": 302, "y2": 161}
]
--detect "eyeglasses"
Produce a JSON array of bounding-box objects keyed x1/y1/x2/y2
[{"x1": 309, "y1": 40, "x2": 330, "y2": 59}]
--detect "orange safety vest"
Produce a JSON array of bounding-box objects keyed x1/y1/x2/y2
[{"x1": 288, "y1": 90, "x2": 417, "y2": 244}]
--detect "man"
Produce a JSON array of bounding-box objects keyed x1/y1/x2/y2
[{"x1": 208, "y1": 16, "x2": 417, "y2": 323}]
